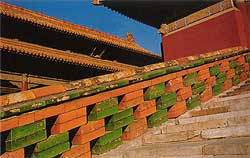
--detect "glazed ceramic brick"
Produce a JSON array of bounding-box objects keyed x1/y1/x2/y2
[
  {"x1": 176, "y1": 86, "x2": 192, "y2": 101},
  {"x1": 168, "y1": 101, "x2": 187, "y2": 119},
  {"x1": 122, "y1": 118, "x2": 147, "y2": 140},
  {"x1": 0, "y1": 148, "x2": 24, "y2": 158},
  {"x1": 91, "y1": 138, "x2": 122, "y2": 155},
  {"x1": 121, "y1": 90, "x2": 143, "y2": 102},
  {"x1": 212, "y1": 84, "x2": 223, "y2": 96},
  {"x1": 165, "y1": 77, "x2": 183, "y2": 92},
  {"x1": 232, "y1": 75, "x2": 240, "y2": 86},
  {"x1": 6, "y1": 129, "x2": 47, "y2": 151},
  {"x1": 34, "y1": 132, "x2": 69, "y2": 152},
  {"x1": 144, "y1": 83, "x2": 165, "y2": 100},
  {"x1": 95, "y1": 128, "x2": 122, "y2": 146},
  {"x1": 108, "y1": 108, "x2": 133, "y2": 123},
  {"x1": 186, "y1": 95, "x2": 201, "y2": 110},
  {"x1": 142, "y1": 69, "x2": 167, "y2": 80},
  {"x1": 32, "y1": 84, "x2": 66, "y2": 98},
  {"x1": 118, "y1": 97, "x2": 144, "y2": 110},
  {"x1": 134, "y1": 105, "x2": 156, "y2": 119},
  {"x1": 198, "y1": 68, "x2": 210, "y2": 81},
  {"x1": 32, "y1": 141, "x2": 70, "y2": 158},
  {"x1": 147, "y1": 109, "x2": 167, "y2": 127},
  {"x1": 229, "y1": 60, "x2": 238, "y2": 69},
  {"x1": 235, "y1": 65, "x2": 243, "y2": 75},
  {"x1": 240, "y1": 72, "x2": 248, "y2": 81},
  {"x1": 200, "y1": 87, "x2": 213, "y2": 102},
  {"x1": 105, "y1": 115, "x2": 134, "y2": 131},
  {"x1": 51, "y1": 116, "x2": 87, "y2": 134},
  {"x1": 157, "y1": 92, "x2": 176, "y2": 109},
  {"x1": 205, "y1": 76, "x2": 217, "y2": 87},
  {"x1": 226, "y1": 69, "x2": 236, "y2": 79},
  {"x1": 237, "y1": 56, "x2": 245, "y2": 65},
  {"x1": 244, "y1": 54, "x2": 250, "y2": 63},
  {"x1": 216, "y1": 72, "x2": 226, "y2": 85},
  {"x1": 209, "y1": 65, "x2": 220, "y2": 76},
  {"x1": 72, "y1": 127, "x2": 105, "y2": 145},
  {"x1": 61, "y1": 143, "x2": 90, "y2": 158},
  {"x1": 219, "y1": 61, "x2": 230, "y2": 72},
  {"x1": 243, "y1": 63, "x2": 249, "y2": 72},
  {"x1": 192, "y1": 81, "x2": 206, "y2": 95},
  {"x1": 223, "y1": 79, "x2": 233, "y2": 91},
  {"x1": 6, "y1": 120, "x2": 45, "y2": 141},
  {"x1": 183, "y1": 72, "x2": 198, "y2": 86},
  {"x1": 75, "y1": 119, "x2": 104, "y2": 136},
  {"x1": 88, "y1": 104, "x2": 118, "y2": 121},
  {"x1": 55, "y1": 107, "x2": 86, "y2": 124}
]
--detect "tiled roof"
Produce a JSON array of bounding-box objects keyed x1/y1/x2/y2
[
  {"x1": 0, "y1": 2, "x2": 161, "y2": 59},
  {"x1": 0, "y1": 37, "x2": 138, "y2": 71}
]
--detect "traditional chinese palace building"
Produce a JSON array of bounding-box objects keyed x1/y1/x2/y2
[
  {"x1": 0, "y1": 2, "x2": 162, "y2": 95},
  {"x1": 93, "y1": 0, "x2": 249, "y2": 61}
]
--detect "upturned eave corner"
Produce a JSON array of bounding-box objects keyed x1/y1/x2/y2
[{"x1": 92, "y1": 0, "x2": 103, "y2": 5}]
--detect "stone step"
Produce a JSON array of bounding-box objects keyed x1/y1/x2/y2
[
  {"x1": 177, "y1": 109, "x2": 250, "y2": 125},
  {"x1": 122, "y1": 137, "x2": 250, "y2": 158},
  {"x1": 201, "y1": 125, "x2": 250, "y2": 139}
]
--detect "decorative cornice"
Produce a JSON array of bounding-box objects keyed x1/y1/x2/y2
[
  {"x1": 0, "y1": 37, "x2": 138, "y2": 72},
  {"x1": 0, "y1": 2, "x2": 161, "y2": 59},
  {"x1": 159, "y1": 0, "x2": 234, "y2": 35}
]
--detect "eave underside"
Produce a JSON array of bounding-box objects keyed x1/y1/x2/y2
[{"x1": 96, "y1": 0, "x2": 223, "y2": 28}]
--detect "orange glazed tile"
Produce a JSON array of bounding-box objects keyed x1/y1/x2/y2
[
  {"x1": 198, "y1": 73, "x2": 210, "y2": 81},
  {"x1": 134, "y1": 106, "x2": 156, "y2": 119},
  {"x1": 51, "y1": 116, "x2": 87, "y2": 134},
  {"x1": 226, "y1": 69, "x2": 236, "y2": 79},
  {"x1": 240, "y1": 72, "x2": 248, "y2": 82},
  {"x1": 32, "y1": 84, "x2": 66, "y2": 98},
  {"x1": 121, "y1": 90, "x2": 143, "y2": 102},
  {"x1": 0, "y1": 116, "x2": 18, "y2": 132},
  {"x1": 200, "y1": 87, "x2": 213, "y2": 102},
  {"x1": 122, "y1": 118, "x2": 147, "y2": 140},
  {"x1": 222, "y1": 80, "x2": 232, "y2": 91},
  {"x1": 72, "y1": 127, "x2": 105, "y2": 145},
  {"x1": 34, "y1": 105, "x2": 64, "y2": 121},
  {"x1": 176, "y1": 70, "x2": 188, "y2": 77},
  {"x1": 0, "y1": 148, "x2": 24, "y2": 158},
  {"x1": 205, "y1": 76, "x2": 216, "y2": 87},
  {"x1": 76, "y1": 119, "x2": 105, "y2": 135},
  {"x1": 136, "y1": 100, "x2": 155, "y2": 112},
  {"x1": 18, "y1": 111, "x2": 35, "y2": 127},
  {"x1": 198, "y1": 68, "x2": 210, "y2": 76},
  {"x1": 237, "y1": 56, "x2": 245, "y2": 65},
  {"x1": 168, "y1": 101, "x2": 187, "y2": 119},
  {"x1": 151, "y1": 73, "x2": 177, "y2": 85},
  {"x1": 243, "y1": 63, "x2": 250, "y2": 72},
  {"x1": 55, "y1": 107, "x2": 86, "y2": 124},
  {"x1": 61, "y1": 143, "x2": 90, "y2": 158},
  {"x1": 177, "y1": 90, "x2": 192, "y2": 101},
  {"x1": 119, "y1": 96, "x2": 144, "y2": 110},
  {"x1": 78, "y1": 151, "x2": 91, "y2": 158}
]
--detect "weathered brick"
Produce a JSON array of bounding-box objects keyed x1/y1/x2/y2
[
  {"x1": 109, "y1": 108, "x2": 133, "y2": 123},
  {"x1": 176, "y1": 86, "x2": 192, "y2": 101},
  {"x1": 0, "y1": 116, "x2": 19, "y2": 132},
  {"x1": 122, "y1": 118, "x2": 147, "y2": 140},
  {"x1": 198, "y1": 69, "x2": 210, "y2": 81},
  {"x1": 134, "y1": 105, "x2": 156, "y2": 119},
  {"x1": 151, "y1": 73, "x2": 177, "y2": 85},
  {"x1": 168, "y1": 101, "x2": 187, "y2": 119},
  {"x1": 75, "y1": 119, "x2": 104, "y2": 135},
  {"x1": 212, "y1": 84, "x2": 223, "y2": 96},
  {"x1": 220, "y1": 61, "x2": 230, "y2": 72},
  {"x1": 34, "y1": 105, "x2": 64, "y2": 121},
  {"x1": 91, "y1": 137, "x2": 122, "y2": 155},
  {"x1": 51, "y1": 116, "x2": 87, "y2": 134},
  {"x1": 121, "y1": 90, "x2": 143, "y2": 102},
  {"x1": 243, "y1": 63, "x2": 250, "y2": 72},
  {"x1": 95, "y1": 128, "x2": 122, "y2": 146},
  {"x1": 61, "y1": 143, "x2": 90, "y2": 158},
  {"x1": 105, "y1": 115, "x2": 134, "y2": 131},
  {"x1": 119, "y1": 96, "x2": 144, "y2": 110},
  {"x1": 32, "y1": 141, "x2": 70, "y2": 158},
  {"x1": 55, "y1": 107, "x2": 86, "y2": 124},
  {"x1": 0, "y1": 148, "x2": 24, "y2": 158},
  {"x1": 183, "y1": 72, "x2": 198, "y2": 86},
  {"x1": 237, "y1": 56, "x2": 245, "y2": 65},
  {"x1": 209, "y1": 65, "x2": 220, "y2": 76},
  {"x1": 205, "y1": 76, "x2": 216, "y2": 87},
  {"x1": 72, "y1": 127, "x2": 105, "y2": 144},
  {"x1": 0, "y1": 90, "x2": 36, "y2": 107},
  {"x1": 229, "y1": 60, "x2": 238, "y2": 69},
  {"x1": 156, "y1": 92, "x2": 176, "y2": 109},
  {"x1": 200, "y1": 87, "x2": 213, "y2": 102},
  {"x1": 144, "y1": 83, "x2": 165, "y2": 100},
  {"x1": 240, "y1": 72, "x2": 248, "y2": 82},
  {"x1": 165, "y1": 77, "x2": 183, "y2": 92},
  {"x1": 32, "y1": 84, "x2": 66, "y2": 98},
  {"x1": 34, "y1": 132, "x2": 69, "y2": 152},
  {"x1": 18, "y1": 111, "x2": 35, "y2": 127},
  {"x1": 226, "y1": 69, "x2": 236, "y2": 79},
  {"x1": 186, "y1": 95, "x2": 201, "y2": 110},
  {"x1": 222, "y1": 79, "x2": 233, "y2": 91},
  {"x1": 147, "y1": 109, "x2": 168, "y2": 127}
]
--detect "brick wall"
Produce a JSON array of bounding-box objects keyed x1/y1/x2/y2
[{"x1": 0, "y1": 47, "x2": 250, "y2": 157}]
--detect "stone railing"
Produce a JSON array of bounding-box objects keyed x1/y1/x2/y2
[
  {"x1": 159, "y1": 0, "x2": 234, "y2": 35},
  {"x1": 0, "y1": 47, "x2": 250, "y2": 157}
]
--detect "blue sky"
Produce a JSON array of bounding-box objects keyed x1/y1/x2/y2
[{"x1": 3, "y1": 0, "x2": 162, "y2": 55}]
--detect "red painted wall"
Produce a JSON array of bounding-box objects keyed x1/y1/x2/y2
[{"x1": 162, "y1": 4, "x2": 250, "y2": 61}]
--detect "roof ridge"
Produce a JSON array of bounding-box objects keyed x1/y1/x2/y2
[
  {"x1": 0, "y1": 37, "x2": 138, "y2": 71},
  {"x1": 0, "y1": 2, "x2": 161, "y2": 58}
]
